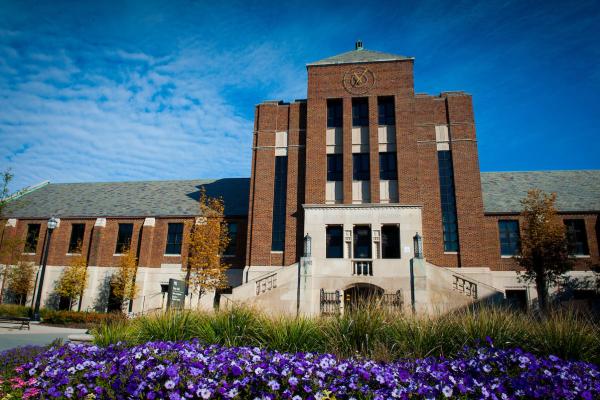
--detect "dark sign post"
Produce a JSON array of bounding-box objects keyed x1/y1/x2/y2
[{"x1": 166, "y1": 278, "x2": 185, "y2": 310}]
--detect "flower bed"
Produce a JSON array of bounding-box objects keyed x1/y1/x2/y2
[{"x1": 2, "y1": 340, "x2": 599, "y2": 399}]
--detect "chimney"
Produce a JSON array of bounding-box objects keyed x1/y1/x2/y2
[{"x1": 355, "y1": 40, "x2": 363, "y2": 50}]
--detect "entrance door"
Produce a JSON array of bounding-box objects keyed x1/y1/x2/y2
[{"x1": 344, "y1": 284, "x2": 384, "y2": 311}]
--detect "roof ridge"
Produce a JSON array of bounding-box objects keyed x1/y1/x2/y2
[
  {"x1": 482, "y1": 169, "x2": 600, "y2": 174},
  {"x1": 44, "y1": 177, "x2": 250, "y2": 186}
]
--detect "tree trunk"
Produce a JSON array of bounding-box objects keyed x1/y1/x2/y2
[{"x1": 536, "y1": 274, "x2": 549, "y2": 314}]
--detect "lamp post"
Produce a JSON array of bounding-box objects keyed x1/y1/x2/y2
[
  {"x1": 410, "y1": 232, "x2": 423, "y2": 315},
  {"x1": 32, "y1": 217, "x2": 58, "y2": 321}
]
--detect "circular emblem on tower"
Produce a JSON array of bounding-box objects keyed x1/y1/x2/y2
[{"x1": 342, "y1": 67, "x2": 375, "y2": 94}]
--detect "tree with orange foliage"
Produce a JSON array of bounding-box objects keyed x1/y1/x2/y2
[
  {"x1": 110, "y1": 247, "x2": 138, "y2": 312},
  {"x1": 517, "y1": 189, "x2": 572, "y2": 313},
  {"x1": 187, "y1": 188, "x2": 230, "y2": 307}
]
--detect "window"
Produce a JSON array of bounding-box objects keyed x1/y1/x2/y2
[
  {"x1": 165, "y1": 223, "x2": 184, "y2": 255},
  {"x1": 327, "y1": 99, "x2": 343, "y2": 128},
  {"x1": 115, "y1": 223, "x2": 134, "y2": 254},
  {"x1": 378, "y1": 96, "x2": 395, "y2": 125},
  {"x1": 326, "y1": 226, "x2": 343, "y2": 258},
  {"x1": 327, "y1": 154, "x2": 343, "y2": 181},
  {"x1": 353, "y1": 225, "x2": 372, "y2": 259},
  {"x1": 352, "y1": 98, "x2": 369, "y2": 126},
  {"x1": 352, "y1": 153, "x2": 370, "y2": 181},
  {"x1": 498, "y1": 220, "x2": 520, "y2": 256},
  {"x1": 437, "y1": 150, "x2": 459, "y2": 252},
  {"x1": 224, "y1": 222, "x2": 238, "y2": 256},
  {"x1": 381, "y1": 225, "x2": 400, "y2": 259},
  {"x1": 24, "y1": 224, "x2": 41, "y2": 253},
  {"x1": 379, "y1": 152, "x2": 397, "y2": 180},
  {"x1": 271, "y1": 156, "x2": 288, "y2": 251},
  {"x1": 564, "y1": 219, "x2": 589, "y2": 255},
  {"x1": 68, "y1": 223, "x2": 85, "y2": 253}
]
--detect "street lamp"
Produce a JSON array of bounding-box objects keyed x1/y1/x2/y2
[
  {"x1": 413, "y1": 232, "x2": 423, "y2": 259},
  {"x1": 32, "y1": 217, "x2": 58, "y2": 321},
  {"x1": 303, "y1": 234, "x2": 312, "y2": 257}
]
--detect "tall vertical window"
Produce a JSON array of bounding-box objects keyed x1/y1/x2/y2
[
  {"x1": 271, "y1": 156, "x2": 288, "y2": 251},
  {"x1": 379, "y1": 152, "x2": 397, "y2": 180},
  {"x1": 327, "y1": 154, "x2": 343, "y2": 181},
  {"x1": 498, "y1": 220, "x2": 520, "y2": 256},
  {"x1": 224, "y1": 222, "x2": 238, "y2": 256},
  {"x1": 437, "y1": 150, "x2": 459, "y2": 252},
  {"x1": 352, "y1": 153, "x2": 370, "y2": 181},
  {"x1": 353, "y1": 225, "x2": 372, "y2": 259},
  {"x1": 352, "y1": 97, "x2": 369, "y2": 126},
  {"x1": 68, "y1": 223, "x2": 85, "y2": 253},
  {"x1": 327, "y1": 99, "x2": 343, "y2": 128},
  {"x1": 381, "y1": 225, "x2": 400, "y2": 259},
  {"x1": 564, "y1": 219, "x2": 589, "y2": 255},
  {"x1": 24, "y1": 224, "x2": 41, "y2": 253},
  {"x1": 115, "y1": 223, "x2": 134, "y2": 254},
  {"x1": 326, "y1": 225, "x2": 343, "y2": 258},
  {"x1": 378, "y1": 96, "x2": 395, "y2": 125},
  {"x1": 165, "y1": 223, "x2": 184, "y2": 255}
]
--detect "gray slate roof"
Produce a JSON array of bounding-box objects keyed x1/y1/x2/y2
[
  {"x1": 481, "y1": 170, "x2": 600, "y2": 213},
  {"x1": 4, "y1": 178, "x2": 250, "y2": 218},
  {"x1": 3, "y1": 171, "x2": 598, "y2": 219},
  {"x1": 307, "y1": 48, "x2": 412, "y2": 66}
]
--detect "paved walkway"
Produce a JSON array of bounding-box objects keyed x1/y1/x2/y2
[{"x1": 0, "y1": 323, "x2": 87, "y2": 351}]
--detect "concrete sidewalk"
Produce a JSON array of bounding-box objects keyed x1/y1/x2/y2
[{"x1": 0, "y1": 322, "x2": 87, "y2": 351}]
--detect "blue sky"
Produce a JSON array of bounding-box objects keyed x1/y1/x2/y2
[{"x1": 1, "y1": 0, "x2": 599, "y2": 191}]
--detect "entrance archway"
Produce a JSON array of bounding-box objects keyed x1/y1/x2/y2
[{"x1": 343, "y1": 283, "x2": 384, "y2": 311}]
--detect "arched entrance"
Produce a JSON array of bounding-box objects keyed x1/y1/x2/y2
[{"x1": 343, "y1": 283, "x2": 384, "y2": 311}]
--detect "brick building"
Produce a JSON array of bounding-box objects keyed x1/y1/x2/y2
[{"x1": 2, "y1": 42, "x2": 599, "y2": 314}]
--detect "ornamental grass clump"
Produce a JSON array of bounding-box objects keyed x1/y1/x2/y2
[{"x1": 3, "y1": 339, "x2": 599, "y2": 399}]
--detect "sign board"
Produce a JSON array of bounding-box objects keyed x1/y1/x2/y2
[{"x1": 166, "y1": 278, "x2": 186, "y2": 310}]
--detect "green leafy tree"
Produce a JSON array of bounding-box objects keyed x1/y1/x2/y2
[
  {"x1": 517, "y1": 189, "x2": 572, "y2": 313},
  {"x1": 6, "y1": 261, "x2": 35, "y2": 305},
  {"x1": 55, "y1": 254, "x2": 88, "y2": 310}
]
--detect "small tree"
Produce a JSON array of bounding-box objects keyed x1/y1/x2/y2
[
  {"x1": 0, "y1": 169, "x2": 14, "y2": 218},
  {"x1": 0, "y1": 236, "x2": 24, "y2": 303},
  {"x1": 187, "y1": 188, "x2": 230, "y2": 306},
  {"x1": 55, "y1": 254, "x2": 88, "y2": 310},
  {"x1": 6, "y1": 261, "x2": 35, "y2": 305},
  {"x1": 110, "y1": 248, "x2": 138, "y2": 312},
  {"x1": 517, "y1": 189, "x2": 572, "y2": 313}
]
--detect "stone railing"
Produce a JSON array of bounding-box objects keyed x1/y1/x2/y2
[
  {"x1": 452, "y1": 275, "x2": 478, "y2": 299},
  {"x1": 352, "y1": 260, "x2": 373, "y2": 276},
  {"x1": 256, "y1": 274, "x2": 277, "y2": 296}
]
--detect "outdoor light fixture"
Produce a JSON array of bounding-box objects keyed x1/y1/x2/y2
[
  {"x1": 303, "y1": 234, "x2": 312, "y2": 257},
  {"x1": 413, "y1": 232, "x2": 423, "y2": 259},
  {"x1": 32, "y1": 217, "x2": 59, "y2": 321}
]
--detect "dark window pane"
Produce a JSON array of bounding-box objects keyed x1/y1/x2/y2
[
  {"x1": 379, "y1": 152, "x2": 397, "y2": 180},
  {"x1": 353, "y1": 225, "x2": 372, "y2": 258},
  {"x1": 327, "y1": 154, "x2": 343, "y2": 181},
  {"x1": 353, "y1": 153, "x2": 370, "y2": 181},
  {"x1": 224, "y1": 222, "x2": 238, "y2": 256},
  {"x1": 68, "y1": 224, "x2": 85, "y2": 253},
  {"x1": 271, "y1": 156, "x2": 287, "y2": 251},
  {"x1": 24, "y1": 224, "x2": 41, "y2": 253},
  {"x1": 564, "y1": 219, "x2": 589, "y2": 255},
  {"x1": 382, "y1": 225, "x2": 400, "y2": 259},
  {"x1": 326, "y1": 226, "x2": 343, "y2": 258},
  {"x1": 437, "y1": 151, "x2": 459, "y2": 252},
  {"x1": 352, "y1": 98, "x2": 369, "y2": 126},
  {"x1": 378, "y1": 96, "x2": 395, "y2": 125},
  {"x1": 115, "y1": 223, "x2": 134, "y2": 254},
  {"x1": 498, "y1": 220, "x2": 520, "y2": 256},
  {"x1": 327, "y1": 99, "x2": 343, "y2": 128},
  {"x1": 165, "y1": 223, "x2": 184, "y2": 255}
]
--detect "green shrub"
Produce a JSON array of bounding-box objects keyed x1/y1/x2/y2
[
  {"x1": 0, "y1": 303, "x2": 31, "y2": 318},
  {"x1": 89, "y1": 305, "x2": 600, "y2": 364}
]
